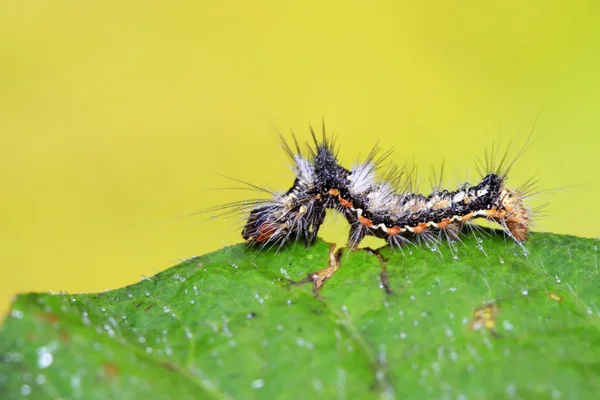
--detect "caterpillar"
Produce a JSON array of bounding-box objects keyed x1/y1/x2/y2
[{"x1": 229, "y1": 125, "x2": 533, "y2": 251}]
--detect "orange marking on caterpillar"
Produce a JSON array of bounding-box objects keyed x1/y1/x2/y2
[
  {"x1": 387, "y1": 226, "x2": 403, "y2": 235},
  {"x1": 338, "y1": 197, "x2": 353, "y2": 208},
  {"x1": 328, "y1": 189, "x2": 340, "y2": 196},
  {"x1": 255, "y1": 222, "x2": 278, "y2": 242},
  {"x1": 484, "y1": 208, "x2": 501, "y2": 218},
  {"x1": 461, "y1": 212, "x2": 475, "y2": 222},
  {"x1": 359, "y1": 216, "x2": 373, "y2": 226},
  {"x1": 412, "y1": 223, "x2": 428, "y2": 234},
  {"x1": 436, "y1": 219, "x2": 451, "y2": 229}
]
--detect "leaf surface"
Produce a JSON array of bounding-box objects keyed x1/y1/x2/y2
[{"x1": 2, "y1": 231, "x2": 600, "y2": 399}]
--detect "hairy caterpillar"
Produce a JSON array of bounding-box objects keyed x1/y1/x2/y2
[{"x1": 225, "y1": 125, "x2": 534, "y2": 251}]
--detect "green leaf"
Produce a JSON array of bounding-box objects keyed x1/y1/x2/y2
[{"x1": 2, "y1": 231, "x2": 600, "y2": 399}]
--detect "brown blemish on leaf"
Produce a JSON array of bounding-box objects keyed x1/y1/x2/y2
[
  {"x1": 297, "y1": 244, "x2": 343, "y2": 293},
  {"x1": 36, "y1": 312, "x2": 58, "y2": 324},
  {"x1": 547, "y1": 292, "x2": 563, "y2": 302},
  {"x1": 59, "y1": 330, "x2": 70, "y2": 343},
  {"x1": 102, "y1": 362, "x2": 119, "y2": 381},
  {"x1": 469, "y1": 302, "x2": 500, "y2": 336},
  {"x1": 294, "y1": 243, "x2": 395, "y2": 295}
]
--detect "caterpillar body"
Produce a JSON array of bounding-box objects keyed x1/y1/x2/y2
[{"x1": 237, "y1": 126, "x2": 532, "y2": 251}]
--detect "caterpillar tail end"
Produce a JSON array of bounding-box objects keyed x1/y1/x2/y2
[{"x1": 242, "y1": 206, "x2": 279, "y2": 245}]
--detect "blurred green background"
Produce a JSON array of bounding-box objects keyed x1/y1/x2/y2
[{"x1": 1, "y1": 1, "x2": 599, "y2": 319}]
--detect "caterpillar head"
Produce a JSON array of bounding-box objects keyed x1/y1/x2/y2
[{"x1": 496, "y1": 187, "x2": 530, "y2": 242}]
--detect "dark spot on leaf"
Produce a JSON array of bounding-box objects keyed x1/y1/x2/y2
[
  {"x1": 160, "y1": 361, "x2": 177, "y2": 372},
  {"x1": 247, "y1": 312, "x2": 258, "y2": 319},
  {"x1": 309, "y1": 307, "x2": 325, "y2": 316}
]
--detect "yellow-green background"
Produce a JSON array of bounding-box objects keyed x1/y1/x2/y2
[{"x1": 1, "y1": 1, "x2": 599, "y2": 320}]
